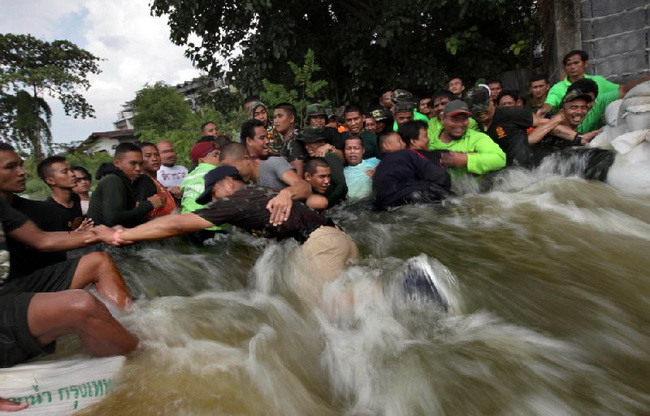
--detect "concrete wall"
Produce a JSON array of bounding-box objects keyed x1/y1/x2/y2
[{"x1": 580, "y1": 0, "x2": 649, "y2": 83}]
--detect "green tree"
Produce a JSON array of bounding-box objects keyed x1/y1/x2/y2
[
  {"x1": 133, "y1": 82, "x2": 248, "y2": 167},
  {"x1": 131, "y1": 82, "x2": 194, "y2": 134},
  {"x1": 0, "y1": 90, "x2": 52, "y2": 154},
  {"x1": 151, "y1": 0, "x2": 538, "y2": 105},
  {"x1": 0, "y1": 33, "x2": 101, "y2": 161},
  {"x1": 260, "y1": 49, "x2": 329, "y2": 127}
]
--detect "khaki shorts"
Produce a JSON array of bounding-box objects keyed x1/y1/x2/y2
[{"x1": 301, "y1": 226, "x2": 358, "y2": 284}]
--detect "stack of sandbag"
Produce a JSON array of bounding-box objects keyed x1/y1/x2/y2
[{"x1": 593, "y1": 81, "x2": 650, "y2": 193}]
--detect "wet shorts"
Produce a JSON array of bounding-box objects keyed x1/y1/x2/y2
[
  {"x1": 0, "y1": 257, "x2": 80, "y2": 295},
  {"x1": 0, "y1": 258, "x2": 80, "y2": 367},
  {"x1": 0, "y1": 293, "x2": 51, "y2": 368}
]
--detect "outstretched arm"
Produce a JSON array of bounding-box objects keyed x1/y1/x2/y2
[
  {"x1": 92, "y1": 213, "x2": 214, "y2": 245},
  {"x1": 9, "y1": 220, "x2": 97, "y2": 251}
]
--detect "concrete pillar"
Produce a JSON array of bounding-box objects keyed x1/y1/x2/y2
[{"x1": 551, "y1": 0, "x2": 582, "y2": 82}]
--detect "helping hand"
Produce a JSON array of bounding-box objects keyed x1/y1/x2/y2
[
  {"x1": 147, "y1": 194, "x2": 164, "y2": 209},
  {"x1": 266, "y1": 190, "x2": 292, "y2": 226},
  {"x1": 74, "y1": 217, "x2": 94, "y2": 232},
  {"x1": 440, "y1": 151, "x2": 468, "y2": 167}
]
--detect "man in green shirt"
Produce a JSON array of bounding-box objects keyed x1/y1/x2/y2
[
  {"x1": 427, "y1": 90, "x2": 479, "y2": 146},
  {"x1": 428, "y1": 100, "x2": 506, "y2": 176},
  {"x1": 575, "y1": 75, "x2": 650, "y2": 134},
  {"x1": 179, "y1": 141, "x2": 225, "y2": 242},
  {"x1": 180, "y1": 142, "x2": 221, "y2": 215},
  {"x1": 540, "y1": 50, "x2": 619, "y2": 115}
]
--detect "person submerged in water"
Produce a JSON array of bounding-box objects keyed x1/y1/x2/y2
[{"x1": 90, "y1": 166, "x2": 359, "y2": 297}]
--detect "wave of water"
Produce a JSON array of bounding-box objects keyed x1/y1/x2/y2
[{"x1": 61, "y1": 166, "x2": 650, "y2": 415}]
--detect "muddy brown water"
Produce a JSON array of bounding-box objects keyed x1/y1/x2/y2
[{"x1": 55, "y1": 164, "x2": 650, "y2": 415}]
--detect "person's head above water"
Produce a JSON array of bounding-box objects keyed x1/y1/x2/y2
[{"x1": 196, "y1": 165, "x2": 246, "y2": 205}]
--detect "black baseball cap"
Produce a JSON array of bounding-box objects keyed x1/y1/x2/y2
[{"x1": 195, "y1": 166, "x2": 243, "y2": 205}]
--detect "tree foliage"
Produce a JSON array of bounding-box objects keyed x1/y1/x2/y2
[
  {"x1": 132, "y1": 82, "x2": 194, "y2": 134},
  {"x1": 151, "y1": 0, "x2": 538, "y2": 105},
  {"x1": 0, "y1": 33, "x2": 101, "y2": 160},
  {"x1": 260, "y1": 49, "x2": 329, "y2": 127},
  {"x1": 133, "y1": 82, "x2": 247, "y2": 167},
  {"x1": 0, "y1": 91, "x2": 52, "y2": 155}
]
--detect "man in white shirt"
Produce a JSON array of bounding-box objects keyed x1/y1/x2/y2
[{"x1": 156, "y1": 140, "x2": 188, "y2": 200}]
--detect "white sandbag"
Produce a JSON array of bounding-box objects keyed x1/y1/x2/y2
[
  {"x1": 610, "y1": 130, "x2": 650, "y2": 154},
  {"x1": 604, "y1": 99, "x2": 623, "y2": 127},
  {"x1": 607, "y1": 141, "x2": 650, "y2": 194},
  {"x1": 618, "y1": 81, "x2": 650, "y2": 122},
  {"x1": 0, "y1": 355, "x2": 125, "y2": 415},
  {"x1": 623, "y1": 81, "x2": 650, "y2": 99},
  {"x1": 588, "y1": 128, "x2": 614, "y2": 149},
  {"x1": 624, "y1": 104, "x2": 650, "y2": 131}
]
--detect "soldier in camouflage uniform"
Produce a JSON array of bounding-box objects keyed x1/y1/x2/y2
[{"x1": 272, "y1": 102, "x2": 306, "y2": 176}]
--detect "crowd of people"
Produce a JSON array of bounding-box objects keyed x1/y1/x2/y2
[{"x1": 1, "y1": 48, "x2": 648, "y2": 410}]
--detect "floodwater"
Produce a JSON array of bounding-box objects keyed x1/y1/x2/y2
[{"x1": 64, "y1": 156, "x2": 649, "y2": 415}]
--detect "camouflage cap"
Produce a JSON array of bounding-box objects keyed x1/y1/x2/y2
[
  {"x1": 392, "y1": 89, "x2": 415, "y2": 104},
  {"x1": 296, "y1": 126, "x2": 327, "y2": 143},
  {"x1": 305, "y1": 103, "x2": 327, "y2": 117},
  {"x1": 561, "y1": 89, "x2": 593, "y2": 107},
  {"x1": 394, "y1": 101, "x2": 415, "y2": 114},
  {"x1": 465, "y1": 86, "x2": 491, "y2": 114},
  {"x1": 370, "y1": 108, "x2": 392, "y2": 121},
  {"x1": 443, "y1": 100, "x2": 472, "y2": 116},
  {"x1": 247, "y1": 101, "x2": 267, "y2": 118}
]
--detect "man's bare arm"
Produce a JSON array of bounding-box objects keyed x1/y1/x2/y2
[
  {"x1": 94, "y1": 213, "x2": 214, "y2": 244},
  {"x1": 280, "y1": 170, "x2": 312, "y2": 200},
  {"x1": 528, "y1": 112, "x2": 565, "y2": 144},
  {"x1": 9, "y1": 221, "x2": 97, "y2": 251}
]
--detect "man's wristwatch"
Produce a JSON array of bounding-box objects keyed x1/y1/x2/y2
[{"x1": 573, "y1": 133, "x2": 584, "y2": 145}]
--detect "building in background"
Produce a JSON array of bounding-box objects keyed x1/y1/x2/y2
[{"x1": 114, "y1": 102, "x2": 135, "y2": 130}]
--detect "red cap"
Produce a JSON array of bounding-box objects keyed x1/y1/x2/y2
[{"x1": 190, "y1": 142, "x2": 215, "y2": 163}]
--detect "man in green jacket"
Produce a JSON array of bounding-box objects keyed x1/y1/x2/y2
[
  {"x1": 180, "y1": 142, "x2": 221, "y2": 215},
  {"x1": 428, "y1": 101, "x2": 506, "y2": 176},
  {"x1": 87, "y1": 143, "x2": 163, "y2": 227},
  {"x1": 179, "y1": 141, "x2": 225, "y2": 242},
  {"x1": 427, "y1": 90, "x2": 479, "y2": 144}
]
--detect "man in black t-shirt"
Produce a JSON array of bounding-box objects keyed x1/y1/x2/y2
[
  {"x1": 0, "y1": 197, "x2": 137, "y2": 374},
  {"x1": 92, "y1": 166, "x2": 358, "y2": 290},
  {"x1": 37, "y1": 155, "x2": 86, "y2": 231},
  {"x1": 467, "y1": 86, "x2": 535, "y2": 168},
  {"x1": 0, "y1": 144, "x2": 134, "y2": 303},
  {"x1": 4, "y1": 153, "x2": 83, "y2": 277}
]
